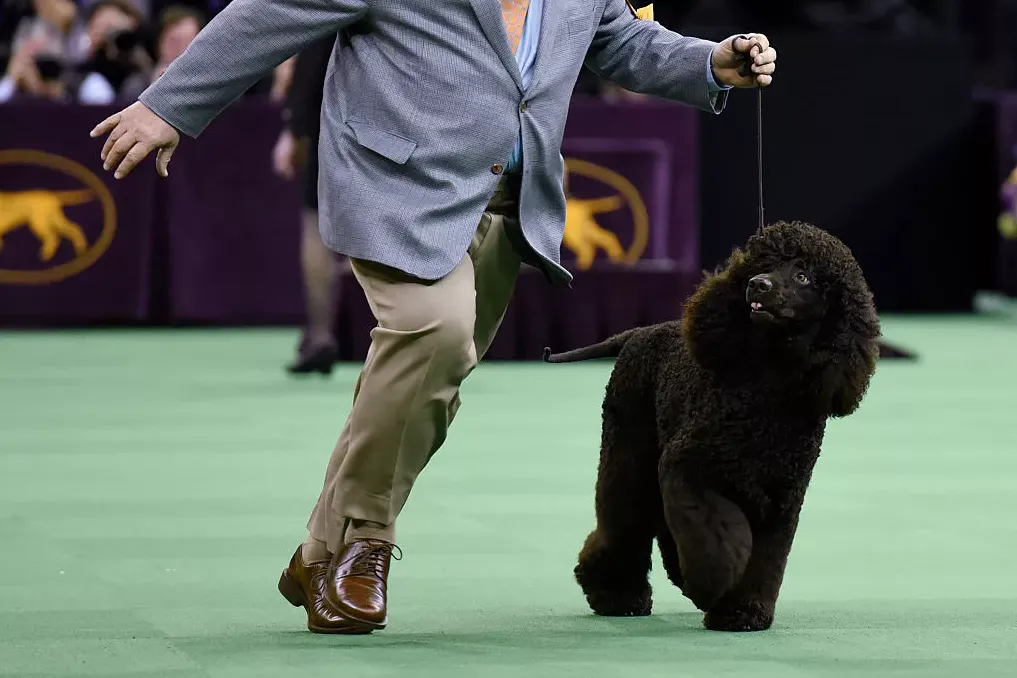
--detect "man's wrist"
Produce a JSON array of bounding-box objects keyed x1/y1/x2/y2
[{"x1": 706, "y1": 48, "x2": 733, "y2": 92}]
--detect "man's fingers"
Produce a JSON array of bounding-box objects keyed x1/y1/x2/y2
[
  {"x1": 100, "y1": 125, "x2": 125, "y2": 162},
  {"x1": 733, "y1": 33, "x2": 769, "y2": 60},
  {"x1": 155, "y1": 145, "x2": 175, "y2": 178},
  {"x1": 754, "y1": 47, "x2": 776, "y2": 65},
  {"x1": 115, "y1": 142, "x2": 153, "y2": 179},
  {"x1": 727, "y1": 33, "x2": 775, "y2": 86},
  {"x1": 90, "y1": 113, "x2": 121, "y2": 139},
  {"x1": 103, "y1": 133, "x2": 137, "y2": 172},
  {"x1": 747, "y1": 33, "x2": 769, "y2": 58}
]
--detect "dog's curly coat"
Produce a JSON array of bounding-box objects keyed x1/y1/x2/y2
[{"x1": 545, "y1": 221, "x2": 881, "y2": 632}]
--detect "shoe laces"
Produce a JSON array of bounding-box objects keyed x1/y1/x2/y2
[{"x1": 340, "y1": 540, "x2": 403, "y2": 579}]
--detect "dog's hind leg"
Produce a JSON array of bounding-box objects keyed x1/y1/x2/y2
[
  {"x1": 702, "y1": 506, "x2": 802, "y2": 632},
  {"x1": 574, "y1": 369, "x2": 659, "y2": 616},
  {"x1": 658, "y1": 453, "x2": 752, "y2": 614},
  {"x1": 51, "y1": 213, "x2": 89, "y2": 255},
  {"x1": 656, "y1": 520, "x2": 683, "y2": 590}
]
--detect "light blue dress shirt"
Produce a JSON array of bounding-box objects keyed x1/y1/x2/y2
[
  {"x1": 503, "y1": 0, "x2": 542, "y2": 173},
  {"x1": 503, "y1": 2, "x2": 732, "y2": 173}
]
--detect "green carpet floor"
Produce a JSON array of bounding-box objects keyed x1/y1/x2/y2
[{"x1": 2, "y1": 315, "x2": 1017, "y2": 677}]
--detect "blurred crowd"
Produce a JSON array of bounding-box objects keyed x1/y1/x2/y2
[
  {"x1": 0, "y1": 0, "x2": 639, "y2": 107},
  {"x1": 0, "y1": 0, "x2": 292, "y2": 104},
  {"x1": 3, "y1": 0, "x2": 1016, "y2": 106}
]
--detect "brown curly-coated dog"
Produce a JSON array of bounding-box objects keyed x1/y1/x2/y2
[{"x1": 544, "y1": 221, "x2": 881, "y2": 632}]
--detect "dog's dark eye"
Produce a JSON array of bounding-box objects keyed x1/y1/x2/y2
[{"x1": 794, "y1": 273, "x2": 810, "y2": 285}]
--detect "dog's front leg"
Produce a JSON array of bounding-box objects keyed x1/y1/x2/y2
[
  {"x1": 659, "y1": 453, "x2": 752, "y2": 613},
  {"x1": 574, "y1": 378, "x2": 661, "y2": 617},
  {"x1": 703, "y1": 507, "x2": 802, "y2": 632}
]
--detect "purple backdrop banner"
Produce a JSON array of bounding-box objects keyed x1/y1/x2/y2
[
  {"x1": 562, "y1": 99, "x2": 698, "y2": 272},
  {"x1": 165, "y1": 102, "x2": 303, "y2": 322},
  {"x1": 165, "y1": 98, "x2": 700, "y2": 322},
  {"x1": 0, "y1": 99, "x2": 700, "y2": 338},
  {"x1": 0, "y1": 103, "x2": 155, "y2": 320}
]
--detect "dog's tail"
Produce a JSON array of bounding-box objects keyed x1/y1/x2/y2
[
  {"x1": 542, "y1": 329, "x2": 639, "y2": 364},
  {"x1": 52, "y1": 190, "x2": 94, "y2": 206}
]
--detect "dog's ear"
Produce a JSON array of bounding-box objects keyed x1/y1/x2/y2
[
  {"x1": 681, "y1": 248, "x2": 753, "y2": 371},
  {"x1": 812, "y1": 280, "x2": 881, "y2": 418},
  {"x1": 816, "y1": 338, "x2": 879, "y2": 417}
]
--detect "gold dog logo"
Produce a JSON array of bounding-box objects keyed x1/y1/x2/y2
[
  {"x1": 0, "y1": 150, "x2": 116, "y2": 285},
  {"x1": 563, "y1": 157, "x2": 649, "y2": 271}
]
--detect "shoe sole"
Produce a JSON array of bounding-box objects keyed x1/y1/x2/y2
[
  {"x1": 284, "y1": 365, "x2": 335, "y2": 376},
  {"x1": 278, "y1": 570, "x2": 378, "y2": 635},
  {"x1": 285, "y1": 365, "x2": 335, "y2": 376}
]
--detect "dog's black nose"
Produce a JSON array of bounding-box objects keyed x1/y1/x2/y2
[{"x1": 748, "y1": 274, "x2": 773, "y2": 293}]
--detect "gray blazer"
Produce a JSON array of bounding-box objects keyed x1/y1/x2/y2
[{"x1": 139, "y1": 0, "x2": 729, "y2": 283}]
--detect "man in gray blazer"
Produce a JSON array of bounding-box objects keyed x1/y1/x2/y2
[{"x1": 90, "y1": 0, "x2": 776, "y2": 635}]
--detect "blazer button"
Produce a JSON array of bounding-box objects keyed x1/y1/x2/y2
[
  {"x1": 520, "y1": 101, "x2": 528, "y2": 112},
  {"x1": 491, "y1": 163, "x2": 504, "y2": 175}
]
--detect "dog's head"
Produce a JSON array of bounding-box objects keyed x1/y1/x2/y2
[
  {"x1": 681, "y1": 221, "x2": 881, "y2": 417},
  {"x1": 744, "y1": 260, "x2": 826, "y2": 329}
]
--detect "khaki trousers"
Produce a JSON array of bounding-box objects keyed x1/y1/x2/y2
[{"x1": 306, "y1": 177, "x2": 523, "y2": 552}]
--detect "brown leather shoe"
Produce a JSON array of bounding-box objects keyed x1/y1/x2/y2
[
  {"x1": 324, "y1": 539, "x2": 402, "y2": 629},
  {"x1": 278, "y1": 546, "x2": 376, "y2": 634}
]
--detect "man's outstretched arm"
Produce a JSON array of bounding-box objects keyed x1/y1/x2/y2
[
  {"x1": 584, "y1": 0, "x2": 775, "y2": 112},
  {"x1": 91, "y1": 0, "x2": 368, "y2": 179}
]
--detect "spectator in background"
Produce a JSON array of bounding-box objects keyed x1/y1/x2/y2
[
  {"x1": 142, "y1": 0, "x2": 290, "y2": 98},
  {"x1": 74, "y1": 0, "x2": 151, "y2": 104},
  {"x1": 0, "y1": 0, "x2": 78, "y2": 102},
  {"x1": 273, "y1": 35, "x2": 343, "y2": 375},
  {"x1": 120, "y1": 5, "x2": 204, "y2": 100},
  {"x1": 0, "y1": 48, "x2": 69, "y2": 101},
  {"x1": 152, "y1": 5, "x2": 202, "y2": 72},
  {"x1": 0, "y1": 0, "x2": 35, "y2": 71}
]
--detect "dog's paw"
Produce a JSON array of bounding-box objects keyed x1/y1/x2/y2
[
  {"x1": 583, "y1": 587, "x2": 652, "y2": 617},
  {"x1": 574, "y1": 556, "x2": 652, "y2": 617},
  {"x1": 703, "y1": 599, "x2": 773, "y2": 632}
]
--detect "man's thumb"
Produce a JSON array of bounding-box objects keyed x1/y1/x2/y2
[
  {"x1": 156, "y1": 145, "x2": 175, "y2": 177},
  {"x1": 734, "y1": 33, "x2": 755, "y2": 49},
  {"x1": 730, "y1": 34, "x2": 754, "y2": 76}
]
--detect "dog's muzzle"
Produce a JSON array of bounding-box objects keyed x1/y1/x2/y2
[{"x1": 746, "y1": 274, "x2": 785, "y2": 321}]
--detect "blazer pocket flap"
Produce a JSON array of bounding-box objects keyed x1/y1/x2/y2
[
  {"x1": 564, "y1": 17, "x2": 589, "y2": 37},
  {"x1": 560, "y1": 9, "x2": 592, "y2": 36},
  {"x1": 347, "y1": 120, "x2": 417, "y2": 164}
]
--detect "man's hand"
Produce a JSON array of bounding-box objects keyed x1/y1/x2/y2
[
  {"x1": 90, "y1": 101, "x2": 181, "y2": 179},
  {"x1": 271, "y1": 57, "x2": 296, "y2": 103},
  {"x1": 711, "y1": 34, "x2": 776, "y2": 88},
  {"x1": 272, "y1": 128, "x2": 307, "y2": 180}
]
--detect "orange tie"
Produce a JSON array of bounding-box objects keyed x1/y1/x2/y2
[{"x1": 500, "y1": 0, "x2": 531, "y2": 54}]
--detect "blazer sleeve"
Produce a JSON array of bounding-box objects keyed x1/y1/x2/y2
[
  {"x1": 584, "y1": 0, "x2": 728, "y2": 114},
  {"x1": 282, "y1": 35, "x2": 334, "y2": 138},
  {"x1": 139, "y1": 0, "x2": 368, "y2": 138}
]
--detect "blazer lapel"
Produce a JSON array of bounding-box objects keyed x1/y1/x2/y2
[
  {"x1": 469, "y1": 0, "x2": 523, "y2": 91},
  {"x1": 527, "y1": 0, "x2": 560, "y2": 93}
]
